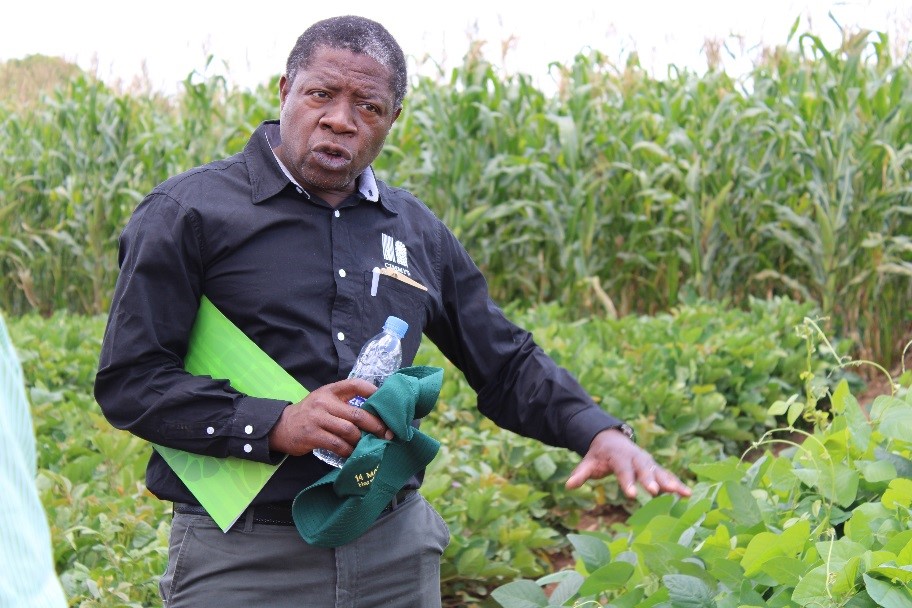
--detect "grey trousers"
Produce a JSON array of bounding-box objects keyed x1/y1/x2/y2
[{"x1": 159, "y1": 492, "x2": 449, "y2": 607}]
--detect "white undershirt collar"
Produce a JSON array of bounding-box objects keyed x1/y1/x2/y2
[{"x1": 268, "y1": 143, "x2": 380, "y2": 203}]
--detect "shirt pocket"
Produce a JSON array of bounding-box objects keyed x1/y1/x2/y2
[{"x1": 360, "y1": 270, "x2": 430, "y2": 366}]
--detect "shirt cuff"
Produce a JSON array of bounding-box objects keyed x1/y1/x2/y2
[
  {"x1": 563, "y1": 407, "x2": 625, "y2": 456},
  {"x1": 227, "y1": 396, "x2": 289, "y2": 463}
]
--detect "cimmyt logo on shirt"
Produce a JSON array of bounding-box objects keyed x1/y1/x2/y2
[{"x1": 381, "y1": 233, "x2": 410, "y2": 275}]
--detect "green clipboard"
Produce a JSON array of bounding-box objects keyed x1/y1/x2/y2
[{"x1": 153, "y1": 296, "x2": 308, "y2": 531}]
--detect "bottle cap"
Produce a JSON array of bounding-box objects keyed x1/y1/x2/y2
[{"x1": 383, "y1": 316, "x2": 409, "y2": 339}]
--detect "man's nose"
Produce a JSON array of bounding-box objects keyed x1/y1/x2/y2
[{"x1": 319, "y1": 101, "x2": 356, "y2": 133}]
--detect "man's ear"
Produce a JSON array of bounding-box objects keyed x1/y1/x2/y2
[
  {"x1": 391, "y1": 106, "x2": 402, "y2": 124},
  {"x1": 278, "y1": 74, "x2": 290, "y2": 110}
]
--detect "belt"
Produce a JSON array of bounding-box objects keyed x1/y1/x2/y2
[{"x1": 174, "y1": 488, "x2": 417, "y2": 527}]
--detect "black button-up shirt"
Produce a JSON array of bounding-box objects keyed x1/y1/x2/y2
[{"x1": 94, "y1": 121, "x2": 622, "y2": 505}]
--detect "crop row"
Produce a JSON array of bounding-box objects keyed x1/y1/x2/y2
[
  {"x1": 2, "y1": 28, "x2": 910, "y2": 364},
  {"x1": 9, "y1": 297, "x2": 842, "y2": 605}
]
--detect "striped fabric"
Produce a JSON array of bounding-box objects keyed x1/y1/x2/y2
[{"x1": 0, "y1": 311, "x2": 67, "y2": 607}]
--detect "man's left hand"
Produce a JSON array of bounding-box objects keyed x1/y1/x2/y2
[{"x1": 565, "y1": 428, "x2": 692, "y2": 499}]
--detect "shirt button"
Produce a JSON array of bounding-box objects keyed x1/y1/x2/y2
[
  {"x1": 334, "y1": 210, "x2": 340, "y2": 218},
  {"x1": 206, "y1": 426, "x2": 215, "y2": 435},
  {"x1": 337, "y1": 332, "x2": 345, "y2": 341},
  {"x1": 338, "y1": 269, "x2": 346, "y2": 278},
  {"x1": 243, "y1": 444, "x2": 253, "y2": 453},
  {"x1": 244, "y1": 425, "x2": 253, "y2": 434}
]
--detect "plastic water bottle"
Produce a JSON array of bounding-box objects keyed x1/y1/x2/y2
[{"x1": 313, "y1": 315, "x2": 408, "y2": 468}]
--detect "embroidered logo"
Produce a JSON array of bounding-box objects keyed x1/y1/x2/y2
[{"x1": 381, "y1": 233, "x2": 410, "y2": 275}]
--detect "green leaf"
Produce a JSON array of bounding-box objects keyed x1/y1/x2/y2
[
  {"x1": 532, "y1": 454, "x2": 557, "y2": 481},
  {"x1": 568, "y1": 533, "x2": 611, "y2": 572},
  {"x1": 868, "y1": 564, "x2": 912, "y2": 585},
  {"x1": 875, "y1": 449, "x2": 912, "y2": 479},
  {"x1": 845, "y1": 503, "x2": 892, "y2": 546},
  {"x1": 815, "y1": 538, "x2": 867, "y2": 571},
  {"x1": 662, "y1": 574, "x2": 715, "y2": 608},
  {"x1": 689, "y1": 458, "x2": 748, "y2": 482},
  {"x1": 897, "y1": 536, "x2": 912, "y2": 566},
  {"x1": 787, "y1": 398, "x2": 805, "y2": 427},
  {"x1": 736, "y1": 579, "x2": 768, "y2": 607},
  {"x1": 870, "y1": 397, "x2": 912, "y2": 434},
  {"x1": 869, "y1": 396, "x2": 906, "y2": 419},
  {"x1": 537, "y1": 571, "x2": 584, "y2": 606},
  {"x1": 899, "y1": 371, "x2": 912, "y2": 390},
  {"x1": 832, "y1": 466, "x2": 861, "y2": 508},
  {"x1": 578, "y1": 562, "x2": 635, "y2": 596},
  {"x1": 467, "y1": 491, "x2": 488, "y2": 522},
  {"x1": 626, "y1": 494, "x2": 676, "y2": 533},
  {"x1": 878, "y1": 404, "x2": 912, "y2": 442},
  {"x1": 456, "y1": 546, "x2": 487, "y2": 577},
  {"x1": 704, "y1": 556, "x2": 745, "y2": 589},
  {"x1": 490, "y1": 580, "x2": 550, "y2": 608},
  {"x1": 536, "y1": 571, "x2": 577, "y2": 585},
  {"x1": 637, "y1": 542, "x2": 692, "y2": 575},
  {"x1": 792, "y1": 565, "x2": 828, "y2": 607},
  {"x1": 793, "y1": 467, "x2": 820, "y2": 488},
  {"x1": 831, "y1": 379, "x2": 850, "y2": 414},
  {"x1": 768, "y1": 396, "x2": 793, "y2": 416},
  {"x1": 761, "y1": 556, "x2": 807, "y2": 586},
  {"x1": 670, "y1": 412, "x2": 701, "y2": 434},
  {"x1": 797, "y1": 462, "x2": 859, "y2": 507},
  {"x1": 863, "y1": 573, "x2": 912, "y2": 608},
  {"x1": 844, "y1": 392, "x2": 872, "y2": 452},
  {"x1": 862, "y1": 460, "x2": 897, "y2": 484},
  {"x1": 882, "y1": 478, "x2": 912, "y2": 510},
  {"x1": 606, "y1": 587, "x2": 645, "y2": 608},
  {"x1": 741, "y1": 519, "x2": 810, "y2": 576},
  {"x1": 639, "y1": 515, "x2": 688, "y2": 544},
  {"x1": 720, "y1": 481, "x2": 761, "y2": 527},
  {"x1": 882, "y1": 531, "x2": 912, "y2": 557}
]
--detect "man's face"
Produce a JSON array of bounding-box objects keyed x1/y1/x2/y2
[{"x1": 276, "y1": 46, "x2": 401, "y2": 206}]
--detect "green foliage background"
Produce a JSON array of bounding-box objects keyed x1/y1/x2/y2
[
  {"x1": 3, "y1": 19, "x2": 912, "y2": 608},
  {"x1": 2, "y1": 26, "x2": 910, "y2": 363}
]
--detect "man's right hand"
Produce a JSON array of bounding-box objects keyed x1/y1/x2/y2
[{"x1": 268, "y1": 379, "x2": 392, "y2": 457}]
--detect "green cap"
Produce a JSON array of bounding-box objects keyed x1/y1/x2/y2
[{"x1": 292, "y1": 366, "x2": 443, "y2": 547}]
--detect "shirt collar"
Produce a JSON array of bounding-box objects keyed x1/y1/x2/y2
[{"x1": 253, "y1": 121, "x2": 382, "y2": 205}]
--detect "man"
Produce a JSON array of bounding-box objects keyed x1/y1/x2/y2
[
  {"x1": 0, "y1": 310, "x2": 68, "y2": 607},
  {"x1": 95, "y1": 14, "x2": 689, "y2": 607}
]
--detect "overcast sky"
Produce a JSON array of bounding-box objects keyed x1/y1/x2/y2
[{"x1": 3, "y1": 0, "x2": 909, "y2": 95}]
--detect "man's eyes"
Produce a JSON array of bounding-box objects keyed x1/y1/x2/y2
[{"x1": 304, "y1": 91, "x2": 383, "y2": 114}]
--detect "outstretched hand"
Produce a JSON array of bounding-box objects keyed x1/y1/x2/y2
[
  {"x1": 268, "y1": 378, "x2": 392, "y2": 457},
  {"x1": 566, "y1": 428, "x2": 691, "y2": 499}
]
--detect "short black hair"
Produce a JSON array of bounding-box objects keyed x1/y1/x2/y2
[{"x1": 285, "y1": 15, "x2": 408, "y2": 109}]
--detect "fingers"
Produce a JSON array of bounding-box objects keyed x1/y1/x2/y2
[
  {"x1": 324, "y1": 379, "x2": 391, "y2": 438},
  {"x1": 565, "y1": 428, "x2": 692, "y2": 498},
  {"x1": 565, "y1": 458, "x2": 597, "y2": 490},
  {"x1": 612, "y1": 457, "x2": 643, "y2": 499},
  {"x1": 268, "y1": 380, "x2": 391, "y2": 456},
  {"x1": 329, "y1": 377, "x2": 378, "y2": 403},
  {"x1": 325, "y1": 380, "x2": 391, "y2": 440},
  {"x1": 336, "y1": 399, "x2": 394, "y2": 440},
  {"x1": 655, "y1": 466, "x2": 692, "y2": 497},
  {"x1": 615, "y1": 458, "x2": 692, "y2": 498},
  {"x1": 639, "y1": 463, "x2": 661, "y2": 497}
]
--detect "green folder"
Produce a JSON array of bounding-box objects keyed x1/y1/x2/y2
[{"x1": 153, "y1": 296, "x2": 308, "y2": 531}]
